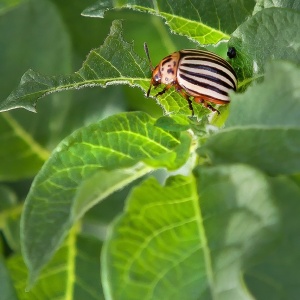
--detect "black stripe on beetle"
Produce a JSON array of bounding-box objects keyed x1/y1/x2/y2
[
  {"x1": 179, "y1": 63, "x2": 237, "y2": 90},
  {"x1": 181, "y1": 51, "x2": 234, "y2": 70},
  {"x1": 179, "y1": 68, "x2": 235, "y2": 90},
  {"x1": 144, "y1": 43, "x2": 238, "y2": 115},
  {"x1": 181, "y1": 55, "x2": 237, "y2": 79},
  {"x1": 179, "y1": 73, "x2": 229, "y2": 96}
]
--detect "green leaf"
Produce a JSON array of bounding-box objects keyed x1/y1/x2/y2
[
  {"x1": 245, "y1": 175, "x2": 300, "y2": 299},
  {"x1": 84, "y1": 0, "x2": 256, "y2": 44},
  {"x1": 9, "y1": 227, "x2": 104, "y2": 299},
  {"x1": 0, "y1": 113, "x2": 48, "y2": 181},
  {"x1": 201, "y1": 61, "x2": 300, "y2": 175},
  {"x1": 0, "y1": 20, "x2": 149, "y2": 113},
  {"x1": 21, "y1": 111, "x2": 188, "y2": 285},
  {"x1": 102, "y1": 165, "x2": 278, "y2": 299},
  {"x1": 229, "y1": 7, "x2": 300, "y2": 86}
]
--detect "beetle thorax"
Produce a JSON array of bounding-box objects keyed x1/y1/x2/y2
[{"x1": 159, "y1": 52, "x2": 180, "y2": 85}]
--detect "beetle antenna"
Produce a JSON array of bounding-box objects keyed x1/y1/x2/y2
[
  {"x1": 144, "y1": 42, "x2": 154, "y2": 97},
  {"x1": 144, "y1": 42, "x2": 154, "y2": 71}
]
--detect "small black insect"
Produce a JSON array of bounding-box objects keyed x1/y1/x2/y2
[{"x1": 227, "y1": 47, "x2": 237, "y2": 59}]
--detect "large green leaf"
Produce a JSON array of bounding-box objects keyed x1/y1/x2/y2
[
  {"x1": 0, "y1": 113, "x2": 48, "y2": 181},
  {"x1": 201, "y1": 61, "x2": 300, "y2": 175},
  {"x1": 229, "y1": 7, "x2": 300, "y2": 86},
  {"x1": 21, "y1": 111, "x2": 191, "y2": 285},
  {"x1": 102, "y1": 165, "x2": 278, "y2": 299},
  {"x1": 9, "y1": 227, "x2": 104, "y2": 299},
  {"x1": 83, "y1": 0, "x2": 256, "y2": 44}
]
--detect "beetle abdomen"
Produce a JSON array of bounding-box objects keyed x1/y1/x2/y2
[{"x1": 177, "y1": 50, "x2": 237, "y2": 103}]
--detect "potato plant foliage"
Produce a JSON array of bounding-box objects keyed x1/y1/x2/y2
[{"x1": 0, "y1": 1, "x2": 300, "y2": 300}]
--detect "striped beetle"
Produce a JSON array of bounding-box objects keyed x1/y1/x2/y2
[{"x1": 144, "y1": 43, "x2": 237, "y2": 115}]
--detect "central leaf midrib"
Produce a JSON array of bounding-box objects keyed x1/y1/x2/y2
[{"x1": 191, "y1": 177, "x2": 216, "y2": 299}]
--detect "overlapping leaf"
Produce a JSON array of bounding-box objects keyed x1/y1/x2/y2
[
  {"x1": 103, "y1": 165, "x2": 278, "y2": 299},
  {"x1": 21, "y1": 111, "x2": 191, "y2": 284}
]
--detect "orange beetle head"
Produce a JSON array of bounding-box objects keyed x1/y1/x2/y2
[
  {"x1": 144, "y1": 43, "x2": 161, "y2": 97},
  {"x1": 147, "y1": 65, "x2": 162, "y2": 97}
]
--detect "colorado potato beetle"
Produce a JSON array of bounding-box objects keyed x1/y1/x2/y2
[{"x1": 144, "y1": 43, "x2": 237, "y2": 115}]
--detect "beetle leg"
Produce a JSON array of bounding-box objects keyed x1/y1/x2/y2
[
  {"x1": 205, "y1": 103, "x2": 220, "y2": 115},
  {"x1": 194, "y1": 97, "x2": 220, "y2": 115},
  {"x1": 155, "y1": 83, "x2": 195, "y2": 116},
  {"x1": 155, "y1": 87, "x2": 167, "y2": 96},
  {"x1": 187, "y1": 98, "x2": 194, "y2": 116},
  {"x1": 175, "y1": 87, "x2": 194, "y2": 116},
  {"x1": 154, "y1": 84, "x2": 173, "y2": 97}
]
